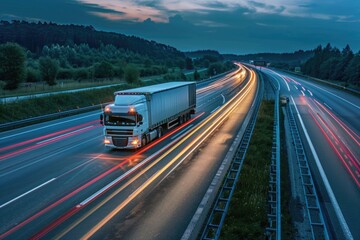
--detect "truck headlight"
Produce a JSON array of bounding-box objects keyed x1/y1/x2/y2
[
  {"x1": 104, "y1": 137, "x2": 112, "y2": 144},
  {"x1": 129, "y1": 136, "x2": 139, "y2": 145}
]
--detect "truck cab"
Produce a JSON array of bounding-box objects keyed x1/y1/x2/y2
[{"x1": 101, "y1": 95, "x2": 148, "y2": 149}]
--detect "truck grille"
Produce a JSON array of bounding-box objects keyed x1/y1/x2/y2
[
  {"x1": 106, "y1": 129, "x2": 133, "y2": 136},
  {"x1": 112, "y1": 137, "x2": 128, "y2": 147}
]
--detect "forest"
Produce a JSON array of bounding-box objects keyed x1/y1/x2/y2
[
  {"x1": 0, "y1": 21, "x2": 234, "y2": 90},
  {"x1": 302, "y1": 44, "x2": 360, "y2": 87}
]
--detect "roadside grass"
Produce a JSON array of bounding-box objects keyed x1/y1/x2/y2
[
  {"x1": 0, "y1": 77, "x2": 172, "y2": 124},
  {"x1": 220, "y1": 100, "x2": 274, "y2": 239},
  {"x1": 0, "y1": 78, "x2": 123, "y2": 98},
  {"x1": 0, "y1": 67, "x2": 187, "y2": 98}
]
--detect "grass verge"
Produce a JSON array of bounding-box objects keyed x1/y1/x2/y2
[
  {"x1": 0, "y1": 78, "x2": 169, "y2": 124},
  {"x1": 220, "y1": 100, "x2": 274, "y2": 239}
]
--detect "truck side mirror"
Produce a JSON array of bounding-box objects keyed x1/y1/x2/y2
[{"x1": 100, "y1": 114, "x2": 104, "y2": 125}]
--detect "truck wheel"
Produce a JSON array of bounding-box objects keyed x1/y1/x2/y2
[
  {"x1": 142, "y1": 137, "x2": 147, "y2": 147},
  {"x1": 157, "y1": 127, "x2": 163, "y2": 138}
]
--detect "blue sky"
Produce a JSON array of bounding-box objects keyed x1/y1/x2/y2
[{"x1": 1, "y1": 0, "x2": 359, "y2": 54}]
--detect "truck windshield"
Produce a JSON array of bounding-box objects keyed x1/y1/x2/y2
[{"x1": 105, "y1": 114, "x2": 136, "y2": 126}]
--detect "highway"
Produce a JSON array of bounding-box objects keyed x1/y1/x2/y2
[
  {"x1": 0, "y1": 65, "x2": 258, "y2": 239},
  {"x1": 261, "y1": 67, "x2": 360, "y2": 239}
]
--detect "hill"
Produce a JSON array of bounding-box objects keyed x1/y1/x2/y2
[{"x1": 0, "y1": 20, "x2": 184, "y2": 60}]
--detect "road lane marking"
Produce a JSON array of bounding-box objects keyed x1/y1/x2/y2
[
  {"x1": 300, "y1": 81, "x2": 360, "y2": 110},
  {"x1": 221, "y1": 94, "x2": 225, "y2": 104},
  {"x1": 171, "y1": 125, "x2": 194, "y2": 140},
  {"x1": 291, "y1": 96, "x2": 353, "y2": 239},
  {"x1": 0, "y1": 178, "x2": 56, "y2": 209},
  {"x1": 266, "y1": 69, "x2": 290, "y2": 91},
  {"x1": 308, "y1": 90, "x2": 313, "y2": 96},
  {"x1": 210, "y1": 106, "x2": 220, "y2": 114},
  {"x1": 0, "y1": 112, "x2": 101, "y2": 140},
  {"x1": 301, "y1": 90, "x2": 305, "y2": 96},
  {"x1": 323, "y1": 102, "x2": 333, "y2": 111}
]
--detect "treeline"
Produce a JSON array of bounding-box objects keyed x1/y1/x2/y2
[
  {"x1": 0, "y1": 42, "x2": 171, "y2": 89},
  {"x1": 302, "y1": 44, "x2": 360, "y2": 86},
  {"x1": 0, "y1": 20, "x2": 184, "y2": 61},
  {"x1": 224, "y1": 50, "x2": 314, "y2": 67}
]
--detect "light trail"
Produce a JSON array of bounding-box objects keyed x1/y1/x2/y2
[
  {"x1": 290, "y1": 96, "x2": 353, "y2": 239},
  {"x1": 55, "y1": 66, "x2": 256, "y2": 240},
  {"x1": 0, "y1": 113, "x2": 102, "y2": 140},
  {"x1": 1, "y1": 113, "x2": 204, "y2": 239},
  {"x1": 309, "y1": 111, "x2": 360, "y2": 188},
  {"x1": 0, "y1": 125, "x2": 98, "y2": 161},
  {"x1": 0, "y1": 120, "x2": 98, "y2": 152},
  {"x1": 314, "y1": 99, "x2": 360, "y2": 147}
]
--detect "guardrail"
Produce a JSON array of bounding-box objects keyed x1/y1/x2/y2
[
  {"x1": 200, "y1": 72, "x2": 263, "y2": 240},
  {"x1": 286, "y1": 102, "x2": 329, "y2": 239},
  {"x1": 0, "y1": 103, "x2": 106, "y2": 132},
  {"x1": 263, "y1": 70, "x2": 281, "y2": 240}
]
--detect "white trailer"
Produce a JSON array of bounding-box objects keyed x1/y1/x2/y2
[{"x1": 100, "y1": 82, "x2": 196, "y2": 149}]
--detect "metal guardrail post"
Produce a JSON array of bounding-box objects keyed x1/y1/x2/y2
[
  {"x1": 287, "y1": 103, "x2": 329, "y2": 240},
  {"x1": 264, "y1": 70, "x2": 281, "y2": 240}
]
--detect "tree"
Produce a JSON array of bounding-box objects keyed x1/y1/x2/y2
[
  {"x1": 185, "y1": 57, "x2": 194, "y2": 70},
  {"x1": 193, "y1": 69, "x2": 200, "y2": 80},
  {"x1": 343, "y1": 52, "x2": 360, "y2": 86},
  {"x1": 39, "y1": 57, "x2": 59, "y2": 85},
  {"x1": 0, "y1": 42, "x2": 26, "y2": 89},
  {"x1": 208, "y1": 63, "x2": 223, "y2": 76},
  {"x1": 124, "y1": 64, "x2": 140, "y2": 84},
  {"x1": 94, "y1": 61, "x2": 114, "y2": 79}
]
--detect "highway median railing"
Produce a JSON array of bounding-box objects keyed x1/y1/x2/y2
[{"x1": 0, "y1": 103, "x2": 107, "y2": 132}]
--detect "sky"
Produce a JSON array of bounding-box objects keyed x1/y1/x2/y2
[{"x1": 1, "y1": 0, "x2": 359, "y2": 54}]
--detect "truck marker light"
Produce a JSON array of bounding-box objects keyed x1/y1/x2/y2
[
  {"x1": 104, "y1": 139, "x2": 111, "y2": 144},
  {"x1": 105, "y1": 107, "x2": 111, "y2": 112}
]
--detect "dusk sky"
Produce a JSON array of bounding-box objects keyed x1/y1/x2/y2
[{"x1": 1, "y1": 0, "x2": 359, "y2": 54}]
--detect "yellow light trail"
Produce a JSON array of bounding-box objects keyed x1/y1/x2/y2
[{"x1": 55, "y1": 65, "x2": 257, "y2": 240}]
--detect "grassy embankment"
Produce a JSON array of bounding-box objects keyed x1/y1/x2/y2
[
  {"x1": 0, "y1": 69, "x2": 209, "y2": 124},
  {"x1": 219, "y1": 100, "x2": 293, "y2": 239}
]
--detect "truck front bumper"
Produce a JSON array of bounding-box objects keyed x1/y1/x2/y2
[{"x1": 104, "y1": 136, "x2": 141, "y2": 149}]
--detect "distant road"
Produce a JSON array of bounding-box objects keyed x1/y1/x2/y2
[{"x1": 262, "y1": 67, "x2": 360, "y2": 239}]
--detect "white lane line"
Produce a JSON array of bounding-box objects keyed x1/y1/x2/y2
[
  {"x1": 308, "y1": 90, "x2": 313, "y2": 96},
  {"x1": 0, "y1": 112, "x2": 101, "y2": 141},
  {"x1": 302, "y1": 86, "x2": 306, "y2": 91},
  {"x1": 266, "y1": 69, "x2": 290, "y2": 91},
  {"x1": 323, "y1": 102, "x2": 333, "y2": 111},
  {"x1": 302, "y1": 81, "x2": 360, "y2": 110},
  {"x1": 0, "y1": 178, "x2": 56, "y2": 208},
  {"x1": 221, "y1": 94, "x2": 225, "y2": 104},
  {"x1": 36, "y1": 126, "x2": 94, "y2": 144},
  {"x1": 294, "y1": 85, "x2": 298, "y2": 90},
  {"x1": 170, "y1": 125, "x2": 194, "y2": 140},
  {"x1": 301, "y1": 90, "x2": 305, "y2": 96},
  {"x1": 291, "y1": 96, "x2": 353, "y2": 239},
  {"x1": 210, "y1": 106, "x2": 220, "y2": 114}
]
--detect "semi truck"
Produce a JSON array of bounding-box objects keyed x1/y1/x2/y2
[{"x1": 100, "y1": 81, "x2": 196, "y2": 149}]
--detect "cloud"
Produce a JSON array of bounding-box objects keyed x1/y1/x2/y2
[
  {"x1": 75, "y1": 0, "x2": 359, "y2": 24},
  {"x1": 0, "y1": 13, "x2": 44, "y2": 23},
  {"x1": 76, "y1": 0, "x2": 168, "y2": 22}
]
